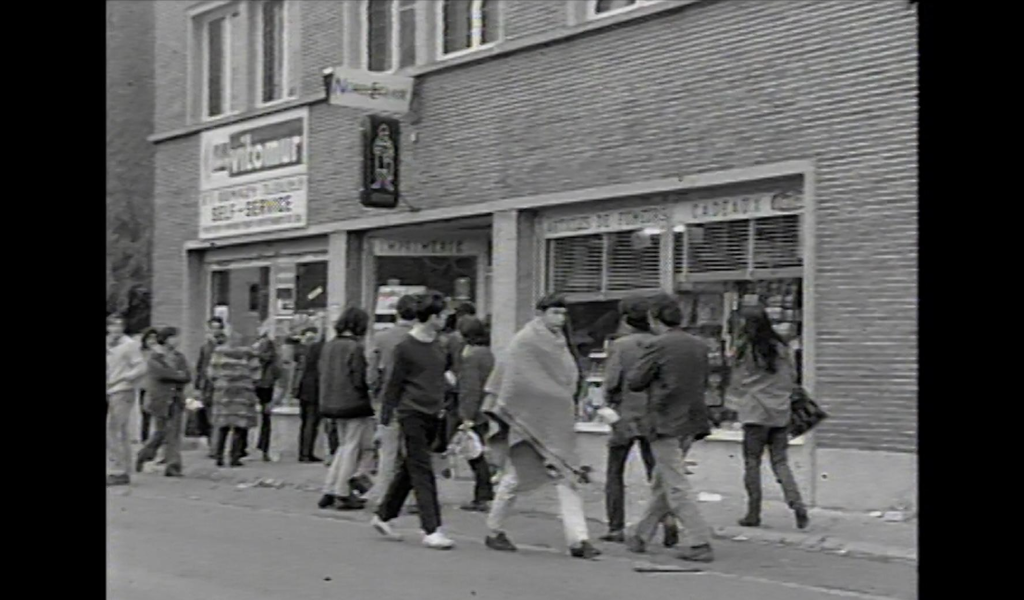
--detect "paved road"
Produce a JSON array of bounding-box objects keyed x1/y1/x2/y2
[{"x1": 107, "y1": 476, "x2": 916, "y2": 600}]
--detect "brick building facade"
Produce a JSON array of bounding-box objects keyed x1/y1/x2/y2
[{"x1": 150, "y1": 0, "x2": 918, "y2": 511}]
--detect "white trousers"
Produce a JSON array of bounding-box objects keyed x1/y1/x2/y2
[
  {"x1": 322, "y1": 417, "x2": 374, "y2": 497},
  {"x1": 486, "y1": 463, "x2": 590, "y2": 548}
]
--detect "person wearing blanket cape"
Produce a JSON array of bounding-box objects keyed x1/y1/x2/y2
[{"x1": 481, "y1": 293, "x2": 602, "y2": 560}]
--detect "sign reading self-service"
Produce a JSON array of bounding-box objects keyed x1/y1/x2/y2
[{"x1": 199, "y1": 108, "x2": 309, "y2": 239}]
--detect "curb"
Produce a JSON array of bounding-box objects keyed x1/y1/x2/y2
[{"x1": 713, "y1": 525, "x2": 918, "y2": 564}]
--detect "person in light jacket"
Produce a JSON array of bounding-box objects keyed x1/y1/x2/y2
[
  {"x1": 107, "y1": 314, "x2": 147, "y2": 486},
  {"x1": 455, "y1": 316, "x2": 495, "y2": 513},
  {"x1": 317, "y1": 307, "x2": 376, "y2": 511},
  {"x1": 135, "y1": 327, "x2": 192, "y2": 477},
  {"x1": 727, "y1": 305, "x2": 808, "y2": 530}
]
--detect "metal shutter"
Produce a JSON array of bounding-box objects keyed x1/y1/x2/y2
[
  {"x1": 606, "y1": 231, "x2": 662, "y2": 291},
  {"x1": 753, "y1": 215, "x2": 802, "y2": 270},
  {"x1": 686, "y1": 220, "x2": 750, "y2": 276},
  {"x1": 549, "y1": 235, "x2": 604, "y2": 294}
]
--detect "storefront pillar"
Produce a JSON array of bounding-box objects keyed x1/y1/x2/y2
[
  {"x1": 490, "y1": 210, "x2": 538, "y2": 356},
  {"x1": 183, "y1": 249, "x2": 206, "y2": 363},
  {"x1": 327, "y1": 231, "x2": 364, "y2": 338}
]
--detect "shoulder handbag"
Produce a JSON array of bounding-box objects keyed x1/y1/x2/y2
[{"x1": 788, "y1": 386, "x2": 828, "y2": 438}]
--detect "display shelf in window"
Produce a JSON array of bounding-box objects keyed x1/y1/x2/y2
[{"x1": 577, "y1": 341, "x2": 610, "y2": 424}]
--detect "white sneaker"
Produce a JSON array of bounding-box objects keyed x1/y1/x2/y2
[
  {"x1": 370, "y1": 515, "x2": 403, "y2": 541},
  {"x1": 422, "y1": 530, "x2": 455, "y2": 550}
]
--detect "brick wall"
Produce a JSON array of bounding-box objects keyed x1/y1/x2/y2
[{"x1": 152, "y1": 0, "x2": 918, "y2": 452}]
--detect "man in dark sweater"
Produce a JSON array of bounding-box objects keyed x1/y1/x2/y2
[
  {"x1": 625, "y1": 293, "x2": 715, "y2": 563},
  {"x1": 371, "y1": 292, "x2": 455, "y2": 550}
]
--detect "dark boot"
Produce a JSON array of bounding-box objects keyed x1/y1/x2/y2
[
  {"x1": 485, "y1": 532, "x2": 517, "y2": 552},
  {"x1": 349, "y1": 475, "x2": 373, "y2": 496},
  {"x1": 599, "y1": 530, "x2": 625, "y2": 543},
  {"x1": 335, "y1": 496, "x2": 367, "y2": 511},
  {"x1": 662, "y1": 521, "x2": 680, "y2": 548},
  {"x1": 318, "y1": 494, "x2": 338, "y2": 509},
  {"x1": 570, "y1": 541, "x2": 602, "y2": 559},
  {"x1": 676, "y1": 544, "x2": 714, "y2": 563},
  {"x1": 794, "y1": 503, "x2": 810, "y2": 530},
  {"x1": 738, "y1": 493, "x2": 762, "y2": 527}
]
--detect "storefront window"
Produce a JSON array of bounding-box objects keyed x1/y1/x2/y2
[{"x1": 295, "y1": 261, "x2": 328, "y2": 311}]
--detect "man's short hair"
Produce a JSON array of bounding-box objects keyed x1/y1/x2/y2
[
  {"x1": 536, "y1": 293, "x2": 568, "y2": 312},
  {"x1": 395, "y1": 295, "x2": 418, "y2": 321},
  {"x1": 414, "y1": 291, "x2": 447, "y2": 323},
  {"x1": 649, "y1": 293, "x2": 683, "y2": 327},
  {"x1": 454, "y1": 302, "x2": 477, "y2": 318},
  {"x1": 457, "y1": 316, "x2": 489, "y2": 346},
  {"x1": 619, "y1": 296, "x2": 651, "y2": 332},
  {"x1": 156, "y1": 327, "x2": 179, "y2": 344},
  {"x1": 335, "y1": 307, "x2": 370, "y2": 337}
]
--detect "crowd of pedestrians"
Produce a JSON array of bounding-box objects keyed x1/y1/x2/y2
[{"x1": 107, "y1": 288, "x2": 811, "y2": 564}]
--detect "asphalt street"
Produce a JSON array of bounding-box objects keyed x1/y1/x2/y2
[{"x1": 107, "y1": 475, "x2": 916, "y2": 600}]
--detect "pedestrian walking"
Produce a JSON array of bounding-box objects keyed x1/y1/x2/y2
[
  {"x1": 454, "y1": 316, "x2": 495, "y2": 513},
  {"x1": 624, "y1": 293, "x2": 715, "y2": 563},
  {"x1": 440, "y1": 302, "x2": 476, "y2": 444},
  {"x1": 293, "y1": 326, "x2": 324, "y2": 463},
  {"x1": 728, "y1": 305, "x2": 809, "y2": 530},
  {"x1": 370, "y1": 292, "x2": 456, "y2": 550},
  {"x1": 194, "y1": 317, "x2": 226, "y2": 458},
  {"x1": 599, "y1": 296, "x2": 679, "y2": 547},
  {"x1": 317, "y1": 308, "x2": 376, "y2": 511},
  {"x1": 253, "y1": 323, "x2": 282, "y2": 462},
  {"x1": 482, "y1": 294, "x2": 601, "y2": 560},
  {"x1": 208, "y1": 332, "x2": 261, "y2": 468},
  {"x1": 362, "y1": 294, "x2": 418, "y2": 509},
  {"x1": 135, "y1": 327, "x2": 191, "y2": 477},
  {"x1": 107, "y1": 313, "x2": 147, "y2": 486},
  {"x1": 138, "y1": 328, "x2": 159, "y2": 444}
]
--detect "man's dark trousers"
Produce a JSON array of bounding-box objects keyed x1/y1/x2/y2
[{"x1": 377, "y1": 412, "x2": 444, "y2": 534}]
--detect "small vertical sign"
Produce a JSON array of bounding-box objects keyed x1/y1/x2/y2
[{"x1": 361, "y1": 115, "x2": 401, "y2": 209}]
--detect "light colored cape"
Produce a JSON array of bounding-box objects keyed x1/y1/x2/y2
[{"x1": 483, "y1": 318, "x2": 583, "y2": 492}]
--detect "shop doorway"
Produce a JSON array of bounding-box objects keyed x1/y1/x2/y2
[{"x1": 209, "y1": 266, "x2": 270, "y2": 342}]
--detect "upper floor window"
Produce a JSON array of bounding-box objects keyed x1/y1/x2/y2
[
  {"x1": 366, "y1": 0, "x2": 417, "y2": 72},
  {"x1": 590, "y1": 0, "x2": 662, "y2": 18},
  {"x1": 203, "y1": 13, "x2": 231, "y2": 119},
  {"x1": 258, "y1": 0, "x2": 287, "y2": 104},
  {"x1": 440, "y1": 0, "x2": 500, "y2": 57}
]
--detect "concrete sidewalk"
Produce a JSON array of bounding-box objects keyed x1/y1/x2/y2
[{"x1": 157, "y1": 444, "x2": 916, "y2": 565}]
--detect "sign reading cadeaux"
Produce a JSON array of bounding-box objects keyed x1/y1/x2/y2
[
  {"x1": 328, "y1": 67, "x2": 414, "y2": 114},
  {"x1": 198, "y1": 108, "x2": 309, "y2": 239}
]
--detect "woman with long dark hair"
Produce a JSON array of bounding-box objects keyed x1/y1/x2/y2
[{"x1": 728, "y1": 306, "x2": 809, "y2": 530}]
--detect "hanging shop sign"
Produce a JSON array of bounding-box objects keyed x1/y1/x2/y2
[
  {"x1": 542, "y1": 204, "x2": 672, "y2": 239},
  {"x1": 676, "y1": 188, "x2": 804, "y2": 224},
  {"x1": 198, "y1": 108, "x2": 309, "y2": 239},
  {"x1": 361, "y1": 115, "x2": 401, "y2": 209},
  {"x1": 371, "y1": 238, "x2": 485, "y2": 257},
  {"x1": 328, "y1": 67, "x2": 414, "y2": 114}
]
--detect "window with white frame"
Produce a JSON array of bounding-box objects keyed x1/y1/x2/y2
[
  {"x1": 366, "y1": 0, "x2": 417, "y2": 72},
  {"x1": 590, "y1": 0, "x2": 662, "y2": 18},
  {"x1": 202, "y1": 13, "x2": 231, "y2": 119},
  {"x1": 440, "y1": 0, "x2": 500, "y2": 57},
  {"x1": 258, "y1": 0, "x2": 287, "y2": 104}
]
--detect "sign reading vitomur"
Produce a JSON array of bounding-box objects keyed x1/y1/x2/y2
[{"x1": 199, "y1": 107, "x2": 309, "y2": 240}]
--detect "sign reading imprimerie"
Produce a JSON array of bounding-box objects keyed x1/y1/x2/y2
[
  {"x1": 328, "y1": 67, "x2": 414, "y2": 114},
  {"x1": 199, "y1": 108, "x2": 309, "y2": 239}
]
